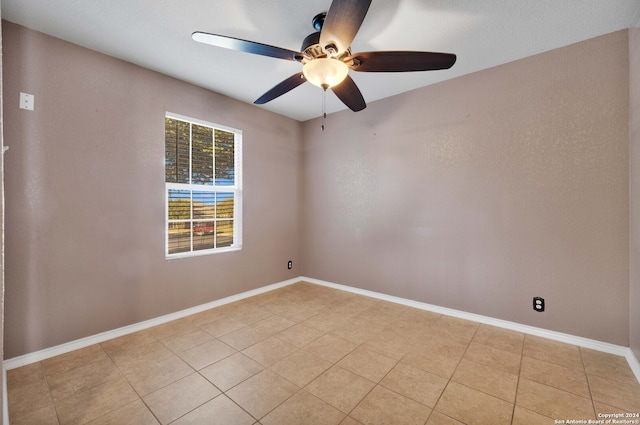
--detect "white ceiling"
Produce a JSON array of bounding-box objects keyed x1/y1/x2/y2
[{"x1": 3, "y1": 0, "x2": 640, "y2": 121}]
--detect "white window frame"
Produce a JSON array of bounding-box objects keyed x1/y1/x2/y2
[{"x1": 165, "y1": 112, "x2": 243, "y2": 259}]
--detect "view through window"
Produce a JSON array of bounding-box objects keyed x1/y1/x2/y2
[{"x1": 165, "y1": 114, "x2": 242, "y2": 257}]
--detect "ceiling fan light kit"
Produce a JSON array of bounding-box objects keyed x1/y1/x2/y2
[
  {"x1": 192, "y1": 0, "x2": 456, "y2": 113},
  {"x1": 302, "y1": 58, "x2": 349, "y2": 89}
]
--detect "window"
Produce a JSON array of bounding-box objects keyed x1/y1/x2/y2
[{"x1": 165, "y1": 113, "x2": 242, "y2": 257}]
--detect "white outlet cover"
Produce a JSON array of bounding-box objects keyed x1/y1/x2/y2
[{"x1": 19, "y1": 92, "x2": 34, "y2": 111}]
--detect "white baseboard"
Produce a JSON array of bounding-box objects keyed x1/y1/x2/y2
[
  {"x1": 4, "y1": 275, "x2": 639, "y2": 383},
  {"x1": 627, "y1": 348, "x2": 640, "y2": 383},
  {"x1": 3, "y1": 277, "x2": 300, "y2": 371}
]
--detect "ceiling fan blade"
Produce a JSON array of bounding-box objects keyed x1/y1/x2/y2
[
  {"x1": 350, "y1": 51, "x2": 457, "y2": 72},
  {"x1": 320, "y1": 0, "x2": 372, "y2": 54},
  {"x1": 254, "y1": 72, "x2": 306, "y2": 105},
  {"x1": 331, "y1": 74, "x2": 366, "y2": 111},
  {"x1": 192, "y1": 32, "x2": 301, "y2": 61}
]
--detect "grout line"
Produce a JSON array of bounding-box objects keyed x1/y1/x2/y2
[
  {"x1": 511, "y1": 336, "x2": 525, "y2": 425},
  {"x1": 100, "y1": 341, "x2": 166, "y2": 425},
  {"x1": 579, "y1": 347, "x2": 599, "y2": 419}
]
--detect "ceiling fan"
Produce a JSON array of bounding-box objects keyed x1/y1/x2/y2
[{"x1": 192, "y1": 0, "x2": 456, "y2": 112}]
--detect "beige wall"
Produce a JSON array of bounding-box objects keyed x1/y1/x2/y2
[
  {"x1": 301, "y1": 30, "x2": 630, "y2": 345},
  {"x1": 630, "y1": 27, "x2": 640, "y2": 360},
  {"x1": 2, "y1": 21, "x2": 302, "y2": 359},
  {"x1": 1, "y1": 20, "x2": 634, "y2": 359}
]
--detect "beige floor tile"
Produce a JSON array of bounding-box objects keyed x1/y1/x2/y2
[
  {"x1": 303, "y1": 311, "x2": 353, "y2": 333},
  {"x1": 252, "y1": 314, "x2": 297, "y2": 335},
  {"x1": 401, "y1": 306, "x2": 442, "y2": 321},
  {"x1": 391, "y1": 322, "x2": 439, "y2": 344},
  {"x1": 230, "y1": 303, "x2": 275, "y2": 325},
  {"x1": 45, "y1": 354, "x2": 123, "y2": 403},
  {"x1": 451, "y1": 358, "x2": 519, "y2": 402},
  {"x1": 581, "y1": 348, "x2": 639, "y2": 385},
  {"x1": 360, "y1": 329, "x2": 413, "y2": 360},
  {"x1": 331, "y1": 317, "x2": 385, "y2": 345},
  {"x1": 219, "y1": 325, "x2": 271, "y2": 350},
  {"x1": 198, "y1": 317, "x2": 246, "y2": 337},
  {"x1": 242, "y1": 335, "x2": 299, "y2": 367},
  {"x1": 337, "y1": 345, "x2": 398, "y2": 382},
  {"x1": 55, "y1": 376, "x2": 139, "y2": 425},
  {"x1": 516, "y1": 378, "x2": 595, "y2": 420},
  {"x1": 119, "y1": 352, "x2": 194, "y2": 396},
  {"x1": 435, "y1": 381, "x2": 513, "y2": 425},
  {"x1": 302, "y1": 333, "x2": 358, "y2": 363},
  {"x1": 271, "y1": 349, "x2": 333, "y2": 387},
  {"x1": 328, "y1": 297, "x2": 379, "y2": 317},
  {"x1": 188, "y1": 307, "x2": 228, "y2": 328},
  {"x1": 258, "y1": 293, "x2": 305, "y2": 315},
  {"x1": 43, "y1": 345, "x2": 110, "y2": 375},
  {"x1": 463, "y1": 340, "x2": 521, "y2": 375},
  {"x1": 511, "y1": 406, "x2": 554, "y2": 425},
  {"x1": 278, "y1": 304, "x2": 326, "y2": 323},
  {"x1": 340, "y1": 417, "x2": 365, "y2": 425},
  {"x1": 523, "y1": 335, "x2": 584, "y2": 370},
  {"x1": 431, "y1": 316, "x2": 479, "y2": 341},
  {"x1": 355, "y1": 303, "x2": 407, "y2": 327},
  {"x1": 273, "y1": 323, "x2": 324, "y2": 348},
  {"x1": 8, "y1": 403, "x2": 60, "y2": 425},
  {"x1": 85, "y1": 399, "x2": 159, "y2": 425},
  {"x1": 380, "y1": 362, "x2": 448, "y2": 407},
  {"x1": 171, "y1": 394, "x2": 255, "y2": 425},
  {"x1": 178, "y1": 338, "x2": 236, "y2": 370},
  {"x1": 587, "y1": 374, "x2": 640, "y2": 412},
  {"x1": 594, "y1": 401, "x2": 636, "y2": 416},
  {"x1": 200, "y1": 352, "x2": 264, "y2": 391},
  {"x1": 472, "y1": 324, "x2": 524, "y2": 355},
  {"x1": 350, "y1": 385, "x2": 432, "y2": 425},
  {"x1": 159, "y1": 327, "x2": 215, "y2": 353},
  {"x1": 106, "y1": 341, "x2": 175, "y2": 371},
  {"x1": 143, "y1": 373, "x2": 220, "y2": 424},
  {"x1": 148, "y1": 317, "x2": 197, "y2": 340},
  {"x1": 226, "y1": 369, "x2": 299, "y2": 419},
  {"x1": 261, "y1": 390, "x2": 345, "y2": 425},
  {"x1": 100, "y1": 330, "x2": 158, "y2": 358},
  {"x1": 306, "y1": 366, "x2": 376, "y2": 414},
  {"x1": 7, "y1": 361, "x2": 47, "y2": 388},
  {"x1": 401, "y1": 337, "x2": 467, "y2": 379},
  {"x1": 426, "y1": 411, "x2": 465, "y2": 425},
  {"x1": 397, "y1": 307, "x2": 441, "y2": 328},
  {"x1": 520, "y1": 355, "x2": 590, "y2": 398},
  {"x1": 7, "y1": 362, "x2": 55, "y2": 418}
]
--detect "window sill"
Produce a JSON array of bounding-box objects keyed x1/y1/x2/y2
[{"x1": 165, "y1": 246, "x2": 242, "y2": 260}]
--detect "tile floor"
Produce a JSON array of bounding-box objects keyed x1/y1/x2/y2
[{"x1": 7, "y1": 281, "x2": 640, "y2": 425}]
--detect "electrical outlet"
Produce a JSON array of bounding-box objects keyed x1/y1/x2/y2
[
  {"x1": 533, "y1": 297, "x2": 545, "y2": 312},
  {"x1": 287, "y1": 260, "x2": 293, "y2": 270}
]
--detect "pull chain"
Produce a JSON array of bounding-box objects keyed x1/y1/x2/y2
[{"x1": 321, "y1": 85, "x2": 328, "y2": 131}]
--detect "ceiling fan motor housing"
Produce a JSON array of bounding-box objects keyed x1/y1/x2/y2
[
  {"x1": 301, "y1": 32, "x2": 322, "y2": 57},
  {"x1": 300, "y1": 30, "x2": 350, "y2": 66}
]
